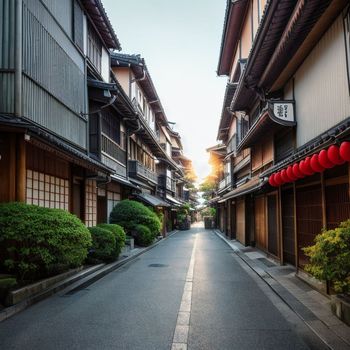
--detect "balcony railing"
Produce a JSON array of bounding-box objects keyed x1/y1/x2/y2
[
  {"x1": 101, "y1": 134, "x2": 126, "y2": 165},
  {"x1": 158, "y1": 174, "x2": 176, "y2": 192},
  {"x1": 218, "y1": 175, "x2": 231, "y2": 191},
  {"x1": 128, "y1": 160, "x2": 158, "y2": 184}
]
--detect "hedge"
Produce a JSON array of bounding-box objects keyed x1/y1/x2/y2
[
  {"x1": 97, "y1": 224, "x2": 126, "y2": 258},
  {"x1": 110, "y1": 200, "x2": 161, "y2": 236},
  {"x1": 0, "y1": 202, "x2": 91, "y2": 281},
  {"x1": 133, "y1": 224, "x2": 155, "y2": 247},
  {"x1": 88, "y1": 226, "x2": 117, "y2": 263}
]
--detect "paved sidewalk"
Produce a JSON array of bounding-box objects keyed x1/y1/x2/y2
[{"x1": 214, "y1": 229, "x2": 350, "y2": 350}]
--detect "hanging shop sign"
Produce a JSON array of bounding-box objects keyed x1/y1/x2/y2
[
  {"x1": 268, "y1": 141, "x2": 350, "y2": 187},
  {"x1": 268, "y1": 100, "x2": 295, "y2": 125}
]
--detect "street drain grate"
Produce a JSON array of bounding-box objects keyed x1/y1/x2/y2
[{"x1": 148, "y1": 264, "x2": 169, "y2": 268}]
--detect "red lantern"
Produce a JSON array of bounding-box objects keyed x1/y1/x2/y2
[
  {"x1": 268, "y1": 174, "x2": 277, "y2": 187},
  {"x1": 327, "y1": 145, "x2": 345, "y2": 165},
  {"x1": 299, "y1": 160, "x2": 310, "y2": 176},
  {"x1": 281, "y1": 169, "x2": 290, "y2": 183},
  {"x1": 292, "y1": 163, "x2": 304, "y2": 179},
  {"x1": 310, "y1": 154, "x2": 324, "y2": 173},
  {"x1": 319, "y1": 149, "x2": 334, "y2": 169},
  {"x1": 339, "y1": 141, "x2": 350, "y2": 162},
  {"x1": 286, "y1": 165, "x2": 297, "y2": 181},
  {"x1": 303, "y1": 157, "x2": 315, "y2": 175},
  {"x1": 274, "y1": 172, "x2": 283, "y2": 186}
]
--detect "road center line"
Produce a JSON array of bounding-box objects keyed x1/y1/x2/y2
[{"x1": 171, "y1": 234, "x2": 197, "y2": 350}]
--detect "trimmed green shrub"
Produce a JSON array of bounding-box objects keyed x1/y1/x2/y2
[
  {"x1": 88, "y1": 226, "x2": 117, "y2": 263},
  {"x1": 133, "y1": 224, "x2": 154, "y2": 247},
  {"x1": 97, "y1": 224, "x2": 126, "y2": 258},
  {"x1": 303, "y1": 219, "x2": 350, "y2": 294},
  {"x1": 0, "y1": 278, "x2": 17, "y2": 304},
  {"x1": 110, "y1": 200, "x2": 161, "y2": 235},
  {"x1": 0, "y1": 202, "x2": 92, "y2": 281}
]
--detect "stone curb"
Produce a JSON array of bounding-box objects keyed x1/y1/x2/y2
[
  {"x1": 212, "y1": 229, "x2": 350, "y2": 350},
  {"x1": 0, "y1": 230, "x2": 179, "y2": 323}
]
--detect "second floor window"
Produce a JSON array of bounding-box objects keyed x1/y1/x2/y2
[
  {"x1": 73, "y1": 0, "x2": 84, "y2": 52},
  {"x1": 101, "y1": 112, "x2": 120, "y2": 145},
  {"x1": 237, "y1": 115, "x2": 249, "y2": 144},
  {"x1": 87, "y1": 24, "x2": 102, "y2": 73}
]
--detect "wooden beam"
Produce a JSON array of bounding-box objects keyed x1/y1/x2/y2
[
  {"x1": 293, "y1": 183, "x2": 298, "y2": 270},
  {"x1": 8, "y1": 134, "x2": 16, "y2": 201},
  {"x1": 16, "y1": 134, "x2": 26, "y2": 202},
  {"x1": 278, "y1": 187, "x2": 284, "y2": 265},
  {"x1": 321, "y1": 172, "x2": 327, "y2": 229}
]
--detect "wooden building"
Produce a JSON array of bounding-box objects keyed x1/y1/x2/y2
[
  {"x1": 111, "y1": 53, "x2": 188, "y2": 233},
  {"x1": 0, "y1": 0, "x2": 192, "y2": 232},
  {"x1": 212, "y1": 0, "x2": 350, "y2": 279},
  {"x1": 0, "y1": 0, "x2": 122, "y2": 227}
]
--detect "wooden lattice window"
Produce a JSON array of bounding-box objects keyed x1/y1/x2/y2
[
  {"x1": 26, "y1": 170, "x2": 69, "y2": 210},
  {"x1": 85, "y1": 179, "x2": 97, "y2": 227},
  {"x1": 107, "y1": 191, "x2": 121, "y2": 222},
  {"x1": 87, "y1": 23, "x2": 102, "y2": 73}
]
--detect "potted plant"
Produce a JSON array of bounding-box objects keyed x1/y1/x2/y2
[
  {"x1": 176, "y1": 205, "x2": 191, "y2": 230},
  {"x1": 202, "y1": 207, "x2": 216, "y2": 229},
  {"x1": 303, "y1": 219, "x2": 350, "y2": 326}
]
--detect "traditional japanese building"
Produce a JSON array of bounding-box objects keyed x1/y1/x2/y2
[
  {"x1": 110, "y1": 53, "x2": 187, "y2": 233},
  {"x1": 212, "y1": 0, "x2": 350, "y2": 283},
  {"x1": 0, "y1": 0, "x2": 192, "y2": 233},
  {"x1": 0, "y1": 0, "x2": 122, "y2": 227}
]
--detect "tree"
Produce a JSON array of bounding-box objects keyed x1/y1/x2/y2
[{"x1": 199, "y1": 175, "x2": 218, "y2": 202}]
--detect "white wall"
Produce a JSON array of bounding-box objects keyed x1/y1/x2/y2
[
  {"x1": 293, "y1": 15, "x2": 350, "y2": 147},
  {"x1": 101, "y1": 47, "x2": 110, "y2": 82}
]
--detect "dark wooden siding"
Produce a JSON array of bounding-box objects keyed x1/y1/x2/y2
[
  {"x1": 0, "y1": 133, "x2": 16, "y2": 202},
  {"x1": 326, "y1": 182, "x2": 350, "y2": 229},
  {"x1": 254, "y1": 196, "x2": 267, "y2": 250},
  {"x1": 267, "y1": 194, "x2": 278, "y2": 256},
  {"x1": 0, "y1": 0, "x2": 16, "y2": 113},
  {"x1": 41, "y1": 0, "x2": 73, "y2": 37},
  {"x1": 73, "y1": 0, "x2": 84, "y2": 52},
  {"x1": 87, "y1": 23, "x2": 102, "y2": 73},
  {"x1": 27, "y1": 143, "x2": 69, "y2": 179},
  {"x1": 21, "y1": 0, "x2": 87, "y2": 149},
  {"x1": 89, "y1": 113, "x2": 100, "y2": 157},
  {"x1": 236, "y1": 198, "x2": 246, "y2": 245},
  {"x1": 296, "y1": 184, "x2": 323, "y2": 268},
  {"x1": 101, "y1": 111, "x2": 121, "y2": 144},
  {"x1": 282, "y1": 188, "x2": 295, "y2": 265},
  {"x1": 274, "y1": 129, "x2": 294, "y2": 163}
]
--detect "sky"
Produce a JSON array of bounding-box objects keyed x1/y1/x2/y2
[{"x1": 103, "y1": 0, "x2": 227, "y2": 184}]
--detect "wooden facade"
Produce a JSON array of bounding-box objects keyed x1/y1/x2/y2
[
  {"x1": 0, "y1": 0, "x2": 192, "y2": 235},
  {"x1": 212, "y1": 0, "x2": 350, "y2": 290}
]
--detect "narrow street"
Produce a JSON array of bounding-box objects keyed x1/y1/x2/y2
[{"x1": 0, "y1": 224, "x2": 326, "y2": 350}]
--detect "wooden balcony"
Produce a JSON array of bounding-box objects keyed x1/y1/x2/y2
[
  {"x1": 158, "y1": 174, "x2": 176, "y2": 192},
  {"x1": 128, "y1": 160, "x2": 158, "y2": 184},
  {"x1": 101, "y1": 133, "x2": 126, "y2": 165},
  {"x1": 218, "y1": 176, "x2": 231, "y2": 191}
]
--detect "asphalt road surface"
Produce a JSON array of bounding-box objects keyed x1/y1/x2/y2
[{"x1": 0, "y1": 223, "x2": 326, "y2": 350}]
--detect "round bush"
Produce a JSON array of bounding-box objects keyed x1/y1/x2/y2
[
  {"x1": 109, "y1": 200, "x2": 161, "y2": 235},
  {"x1": 88, "y1": 226, "x2": 117, "y2": 263},
  {"x1": 304, "y1": 219, "x2": 350, "y2": 294},
  {"x1": 97, "y1": 224, "x2": 126, "y2": 258},
  {"x1": 0, "y1": 202, "x2": 92, "y2": 281},
  {"x1": 133, "y1": 224, "x2": 154, "y2": 247}
]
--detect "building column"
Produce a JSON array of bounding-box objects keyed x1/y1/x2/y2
[{"x1": 16, "y1": 135, "x2": 26, "y2": 202}]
